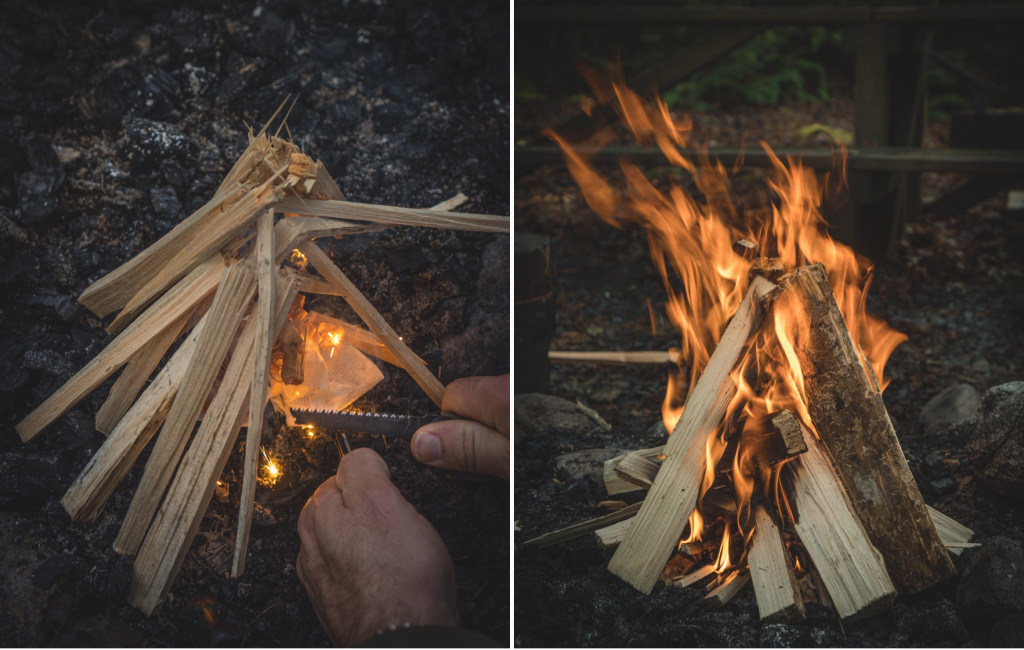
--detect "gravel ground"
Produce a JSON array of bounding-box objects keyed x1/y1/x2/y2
[{"x1": 0, "y1": 0, "x2": 509, "y2": 645}]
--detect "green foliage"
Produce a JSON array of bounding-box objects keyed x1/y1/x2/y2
[
  {"x1": 664, "y1": 27, "x2": 841, "y2": 111},
  {"x1": 926, "y1": 50, "x2": 974, "y2": 123}
]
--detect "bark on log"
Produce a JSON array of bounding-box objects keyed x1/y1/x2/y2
[{"x1": 778, "y1": 263, "x2": 955, "y2": 593}]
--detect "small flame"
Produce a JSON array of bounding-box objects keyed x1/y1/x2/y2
[
  {"x1": 289, "y1": 248, "x2": 309, "y2": 270},
  {"x1": 303, "y1": 424, "x2": 316, "y2": 438}
]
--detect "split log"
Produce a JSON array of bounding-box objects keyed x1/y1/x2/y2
[
  {"x1": 275, "y1": 197, "x2": 510, "y2": 233},
  {"x1": 95, "y1": 312, "x2": 189, "y2": 434},
  {"x1": 298, "y1": 241, "x2": 445, "y2": 408},
  {"x1": 79, "y1": 133, "x2": 296, "y2": 319},
  {"x1": 778, "y1": 263, "x2": 955, "y2": 593},
  {"x1": 607, "y1": 276, "x2": 777, "y2": 593},
  {"x1": 130, "y1": 270, "x2": 296, "y2": 614},
  {"x1": 673, "y1": 563, "x2": 716, "y2": 588},
  {"x1": 789, "y1": 424, "x2": 895, "y2": 621},
  {"x1": 705, "y1": 571, "x2": 750, "y2": 605},
  {"x1": 595, "y1": 517, "x2": 634, "y2": 550},
  {"x1": 928, "y1": 505, "x2": 976, "y2": 555},
  {"x1": 522, "y1": 502, "x2": 642, "y2": 548},
  {"x1": 114, "y1": 262, "x2": 257, "y2": 555},
  {"x1": 232, "y1": 208, "x2": 279, "y2": 578},
  {"x1": 604, "y1": 446, "x2": 665, "y2": 495},
  {"x1": 614, "y1": 451, "x2": 661, "y2": 490},
  {"x1": 748, "y1": 505, "x2": 805, "y2": 623},
  {"x1": 16, "y1": 254, "x2": 228, "y2": 442},
  {"x1": 61, "y1": 313, "x2": 208, "y2": 522},
  {"x1": 548, "y1": 350, "x2": 680, "y2": 365}
]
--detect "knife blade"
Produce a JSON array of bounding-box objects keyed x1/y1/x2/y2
[{"x1": 291, "y1": 409, "x2": 454, "y2": 441}]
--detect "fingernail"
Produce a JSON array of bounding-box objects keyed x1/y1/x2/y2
[{"x1": 413, "y1": 429, "x2": 442, "y2": 464}]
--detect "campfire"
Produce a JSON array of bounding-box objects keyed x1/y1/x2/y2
[
  {"x1": 16, "y1": 106, "x2": 510, "y2": 615},
  {"x1": 529, "y1": 77, "x2": 975, "y2": 622}
]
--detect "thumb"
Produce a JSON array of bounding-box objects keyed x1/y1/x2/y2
[{"x1": 411, "y1": 420, "x2": 509, "y2": 480}]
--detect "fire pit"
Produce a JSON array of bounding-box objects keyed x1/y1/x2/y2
[{"x1": 515, "y1": 74, "x2": 1024, "y2": 646}]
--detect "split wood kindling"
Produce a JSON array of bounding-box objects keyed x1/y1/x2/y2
[
  {"x1": 17, "y1": 118, "x2": 510, "y2": 615},
  {"x1": 531, "y1": 262, "x2": 973, "y2": 623}
]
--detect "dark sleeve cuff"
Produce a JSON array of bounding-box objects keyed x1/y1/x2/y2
[{"x1": 359, "y1": 624, "x2": 502, "y2": 648}]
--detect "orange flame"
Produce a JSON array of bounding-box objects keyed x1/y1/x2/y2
[{"x1": 552, "y1": 73, "x2": 908, "y2": 570}]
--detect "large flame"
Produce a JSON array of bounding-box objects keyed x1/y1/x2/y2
[{"x1": 552, "y1": 75, "x2": 907, "y2": 573}]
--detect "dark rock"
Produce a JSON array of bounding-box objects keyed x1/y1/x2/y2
[
  {"x1": 89, "y1": 66, "x2": 142, "y2": 130},
  {"x1": 327, "y1": 98, "x2": 363, "y2": 128},
  {"x1": 24, "y1": 288, "x2": 78, "y2": 321},
  {"x1": 514, "y1": 393, "x2": 605, "y2": 445},
  {"x1": 920, "y1": 451, "x2": 957, "y2": 495},
  {"x1": 17, "y1": 171, "x2": 63, "y2": 223},
  {"x1": 1, "y1": 249, "x2": 38, "y2": 285},
  {"x1": 139, "y1": 68, "x2": 181, "y2": 118},
  {"x1": 991, "y1": 613, "x2": 1024, "y2": 647},
  {"x1": 123, "y1": 117, "x2": 189, "y2": 172},
  {"x1": 54, "y1": 615, "x2": 144, "y2": 647},
  {"x1": 150, "y1": 185, "x2": 183, "y2": 224},
  {"x1": 893, "y1": 598, "x2": 969, "y2": 646},
  {"x1": 215, "y1": 55, "x2": 266, "y2": 108},
  {"x1": 957, "y1": 536, "x2": 1024, "y2": 635},
  {"x1": 965, "y1": 382, "x2": 1024, "y2": 499},
  {"x1": 919, "y1": 383, "x2": 981, "y2": 437},
  {"x1": 374, "y1": 102, "x2": 410, "y2": 133},
  {"x1": 81, "y1": 554, "x2": 133, "y2": 606},
  {"x1": 23, "y1": 348, "x2": 74, "y2": 377},
  {"x1": 32, "y1": 555, "x2": 79, "y2": 590},
  {"x1": 553, "y1": 448, "x2": 627, "y2": 484},
  {"x1": 0, "y1": 339, "x2": 30, "y2": 392}
]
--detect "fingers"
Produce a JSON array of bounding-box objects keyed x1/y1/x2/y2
[
  {"x1": 334, "y1": 447, "x2": 394, "y2": 502},
  {"x1": 440, "y1": 375, "x2": 510, "y2": 437},
  {"x1": 411, "y1": 418, "x2": 510, "y2": 480}
]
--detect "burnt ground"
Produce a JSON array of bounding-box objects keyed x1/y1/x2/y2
[
  {"x1": 513, "y1": 97, "x2": 1024, "y2": 645},
  {"x1": 0, "y1": 0, "x2": 509, "y2": 646}
]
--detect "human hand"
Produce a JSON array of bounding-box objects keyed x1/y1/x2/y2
[
  {"x1": 296, "y1": 448, "x2": 458, "y2": 646},
  {"x1": 410, "y1": 374, "x2": 510, "y2": 480}
]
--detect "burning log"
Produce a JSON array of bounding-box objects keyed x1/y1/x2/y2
[
  {"x1": 607, "y1": 275, "x2": 776, "y2": 594},
  {"x1": 776, "y1": 263, "x2": 955, "y2": 594}
]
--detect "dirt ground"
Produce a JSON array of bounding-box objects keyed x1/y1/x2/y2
[
  {"x1": 513, "y1": 92, "x2": 1024, "y2": 646},
  {"x1": 0, "y1": 0, "x2": 509, "y2": 645}
]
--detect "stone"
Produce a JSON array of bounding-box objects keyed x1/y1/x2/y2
[
  {"x1": 123, "y1": 117, "x2": 190, "y2": 172},
  {"x1": 514, "y1": 393, "x2": 606, "y2": 445},
  {"x1": 965, "y1": 382, "x2": 1024, "y2": 499},
  {"x1": 150, "y1": 185, "x2": 183, "y2": 224},
  {"x1": 957, "y1": 536, "x2": 1024, "y2": 639},
  {"x1": 554, "y1": 448, "x2": 628, "y2": 484},
  {"x1": 918, "y1": 383, "x2": 981, "y2": 437}
]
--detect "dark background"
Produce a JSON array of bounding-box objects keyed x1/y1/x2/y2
[{"x1": 0, "y1": 0, "x2": 509, "y2": 645}]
